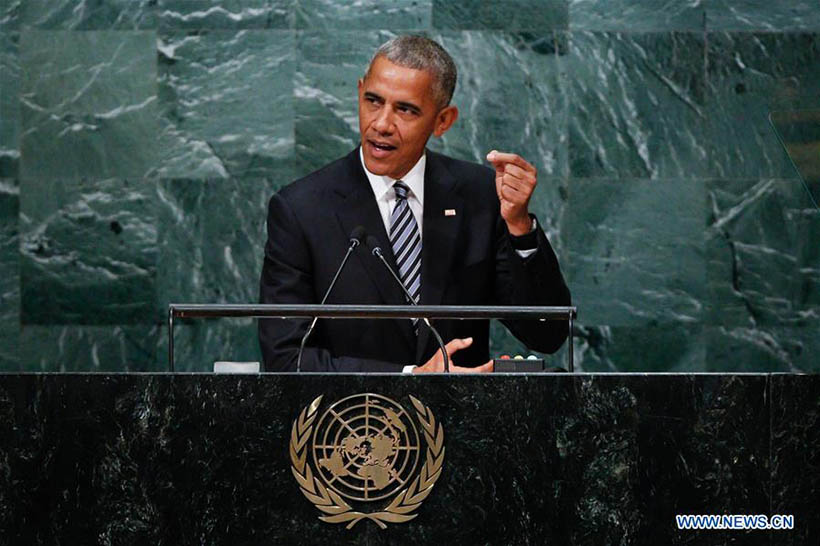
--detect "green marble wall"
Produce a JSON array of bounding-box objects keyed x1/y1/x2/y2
[{"x1": 0, "y1": 1, "x2": 818, "y2": 372}]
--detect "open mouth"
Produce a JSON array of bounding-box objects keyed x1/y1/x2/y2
[{"x1": 369, "y1": 140, "x2": 397, "y2": 152}]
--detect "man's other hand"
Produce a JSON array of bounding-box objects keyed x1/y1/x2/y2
[
  {"x1": 486, "y1": 150, "x2": 537, "y2": 236},
  {"x1": 414, "y1": 337, "x2": 494, "y2": 373}
]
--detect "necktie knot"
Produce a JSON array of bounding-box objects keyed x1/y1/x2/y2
[{"x1": 393, "y1": 180, "x2": 409, "y2": 201}]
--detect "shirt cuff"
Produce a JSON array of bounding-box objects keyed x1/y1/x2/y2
[
  {"x1": 510, "y1": 216, "x2": 538, "y2": 256},
  {"x1": 402, "y1": 365, "x2": 416, "y2": 374}
]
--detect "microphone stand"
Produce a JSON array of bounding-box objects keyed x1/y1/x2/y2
[{"x1": 296, "y1": 229, "x2": 364, "y2": 372}]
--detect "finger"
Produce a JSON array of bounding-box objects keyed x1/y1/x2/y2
[
  {"x1": 444, "y1": 337, "x2": 473, "y2": 357},
  {"x1": 500, "y1": 181, "x2": 528, "y2": 203},
  {"x1": 502, "y1": 163, "x2": 536, "y2": 186},
  {"x1": 486, "y1": 151, "x2": 534, "y2": 173},
  {"x1": 501, "y1": 173, "x2": 530, "y2": 193},
  {"x1": 487, "y1": 150, "x2": 505, "y2": 175}
]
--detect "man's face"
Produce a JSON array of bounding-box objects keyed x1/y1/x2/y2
[{"x1": 358, "y1": 56, "x2": 457, "y2": 180}]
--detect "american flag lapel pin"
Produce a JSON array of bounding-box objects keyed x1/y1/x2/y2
[{"x1": 444, "y1": 209, "x2": 456, "y2": 216}]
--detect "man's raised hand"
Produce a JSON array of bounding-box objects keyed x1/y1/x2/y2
[{"x1": 486, "y1": 150, "x2": 537, "y2": 236}]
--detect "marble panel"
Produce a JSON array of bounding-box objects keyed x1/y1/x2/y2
[
  {"x1": 572, "y1": 324, "x2": 706, "y2": 372},
  {"x1": 19, "y1": 31, "x2": 157, "y2": 179},
  {"x1": 430, "y1": 32, "x2": 568, "y2": 178},
  {"x1": 569, "y1": 0, "x2": 705, "y2": 31},
  {"x1": 0, "y1": 180, "x2": 19, "y2": 369},
  {"x1": 156, "y1": 178, "x2": 284, "y2": 309},
  {"x1": 433, "y1": 0, "x2": 568, "y2": 30},
  {"x1": 159, "y1": 0, "x2": 291, "y2": 29},
  {"x1": 706, "y1": 33, "x2": 820, "y2": 179},
  {"x1": 771, "y1": 374, "x2": 820, "y2": 545},
  {"x1": 567, "y1": 31, "x2": 708, "y2": 179},
  {"x1": 706, "y1": 179, "x2": 820, "y2": 328},
  {"x1": 296, "y1": 31, "x2": 568, "y2": 178},
  {"x1": 707, "y1": 0, "x2": 820, "y2": 31},
  {"x1": 563, "y1": 178, "x2": 706, "y2": 327},
  {"x1": 156, "y1": 30, "x2": 294, "y2": 179},
  {"x1": 0, "y1": 31, "x2": 19, "y2": 178},
  {"x1": 706, "y1": 326, "x2": 820, "y2": 372},
  {"x1": 18, "y1": 325, "x2": 161, "y2": 371},
  {"x1": 20, "y1": 178, "x2": 157, "y2": 325},
  {"x1": 20, "y1": 0, "x2": 157, "y2": 30},
  {"x1": 295, "y1": 0, "x2": 430, "y2": 29}
]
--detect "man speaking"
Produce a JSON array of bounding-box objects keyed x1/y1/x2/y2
[{"x1": 258, "y1": 35, "x2": 571, "y2": 373}]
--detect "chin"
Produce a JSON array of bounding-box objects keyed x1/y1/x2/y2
[{"x1": 363, "y1": 156, "x2": 394, "y2": 177}]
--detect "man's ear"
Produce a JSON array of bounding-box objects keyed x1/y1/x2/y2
[
  {"x1": 433, "y1": 105, "x2": 459, "y2": 137},
  {"x1": 357, "y1": 78, "x2": 364, "y2": 94}
]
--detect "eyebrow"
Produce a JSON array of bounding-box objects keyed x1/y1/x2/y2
[
  {"x1": 396, "y1": 101, "x2": 422, "y2": 115},
  {"x1": 363, "y1": 92, "x2": 422, "y2": 115}
]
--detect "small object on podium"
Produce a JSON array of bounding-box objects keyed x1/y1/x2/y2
[
  {"x1": 214, "y1": 361, "x2": 260, "y2": 374},
  {"x1": 493, "y1": 356, "x2": 568, "y2": 373}
]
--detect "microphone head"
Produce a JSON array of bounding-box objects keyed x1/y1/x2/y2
[
  {"x1": 349, "y1": 225, "x2": 367, "y2": 246},
  {"x1": 365, "y1": 235, "x2": 382, "y2": 255}
]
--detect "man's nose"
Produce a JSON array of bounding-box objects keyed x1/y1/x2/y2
[{"x1": 373, "y1": 107, "x2": 394, "y2": 134}]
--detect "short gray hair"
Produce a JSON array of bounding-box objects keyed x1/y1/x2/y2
[{"x1": 365, "y1": 35, "x2": 457, "y2": 109}]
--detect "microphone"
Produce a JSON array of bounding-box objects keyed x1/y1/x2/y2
[
  {"x1": 365, "y1": 236, "x2": 450, "y2": 373},
  {"x1": 296, "y1": 226, "x2": 367, "y2": 372}
]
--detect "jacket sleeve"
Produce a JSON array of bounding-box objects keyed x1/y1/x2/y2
[
  {"x1": 493, "y1": 214, "x2": 572, "y2": 354},
  {"x1": 257, "y1": 191, "x2": 404, "y2": 372}
]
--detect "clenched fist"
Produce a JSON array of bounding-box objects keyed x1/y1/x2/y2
[{"x1": 486, "y1": 150, "x2": 537, "y2": 236}]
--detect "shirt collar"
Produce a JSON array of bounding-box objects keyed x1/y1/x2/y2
[{"x1": 359, "y1": 147, "x2": 426, "y2": 205}]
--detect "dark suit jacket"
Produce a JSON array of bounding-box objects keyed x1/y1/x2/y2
[{"x1": 258, "y1": 147, "x2": 571, "y2": 372}]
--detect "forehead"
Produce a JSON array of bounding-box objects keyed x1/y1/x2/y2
[{"x1": 362, "y1": 57, "x2": 435, "y2": 103}]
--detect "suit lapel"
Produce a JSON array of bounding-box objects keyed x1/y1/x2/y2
[
  {"x1": 334, "y1": 149, "x2": 416, "y2": 353},
  {"x1": 416, "y1": 150, "x2": 464, "y2": 363}
]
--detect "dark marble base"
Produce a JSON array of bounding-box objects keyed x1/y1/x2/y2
[{"x1": 0, "y1": 373, "x2": 816, "y2": 545}]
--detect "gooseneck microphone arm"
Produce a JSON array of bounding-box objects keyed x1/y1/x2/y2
[
  {"x1": 365, "y1": 236, "x2": 450, "y2": 373},
  {"x1": 296, "y1": 226, "x2": 367, "y2": 372}
]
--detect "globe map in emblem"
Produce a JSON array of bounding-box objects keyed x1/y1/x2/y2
[{"x1": 311, "y1": 393, "x2": 421, "y2": 502}]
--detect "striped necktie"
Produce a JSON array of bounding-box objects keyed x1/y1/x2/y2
[{"x1": 389, "y1": 181, "x2": 422, "y2": 323}]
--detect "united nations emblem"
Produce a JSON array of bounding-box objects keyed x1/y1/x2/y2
[{"x1": 289, "y1": 393, "x2": 445, "y2": 529}]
